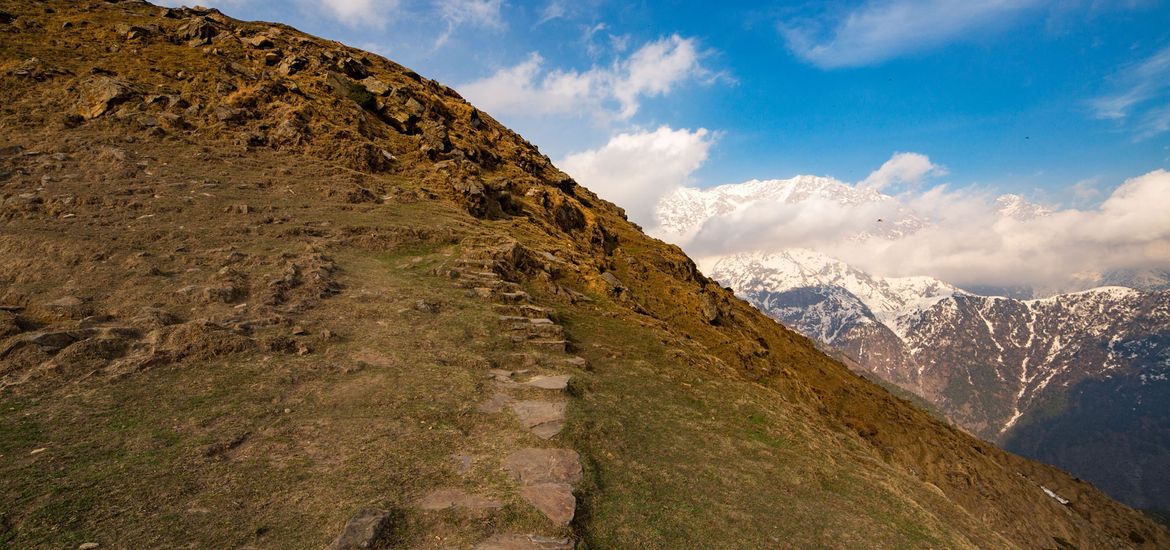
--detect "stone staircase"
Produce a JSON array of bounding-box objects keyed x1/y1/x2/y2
[{"x1": 327, "y1": 240, "x2": 587, "y2": 549}]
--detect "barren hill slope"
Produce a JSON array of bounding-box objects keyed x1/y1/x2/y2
[{"x1": 1, "y1": 1, "x2": 1167, "y2": 548}]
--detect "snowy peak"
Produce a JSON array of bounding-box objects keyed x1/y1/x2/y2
[
  {"x1": 654, "y1": 175, "x2": 925, "y2": 240},
  {"x1": 995, "y1": 194, "x2": 1052, "y2": 221},
  {"x1": 709, "y1": 249, "x2": 958, "y2": 330}
]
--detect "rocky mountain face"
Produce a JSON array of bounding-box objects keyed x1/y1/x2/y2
[
  {"x1": 2, "y1": 1, "x2": 1168, "y2": 548},
  {"x1": 706, "y1": 249, "x2": 1170, "y2": 513}
]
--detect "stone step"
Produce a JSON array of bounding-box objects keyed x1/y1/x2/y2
[
  {"x1": 473, "y1": 534, "x2": 573, "y2": 550},
  {"x1": 524, "y1": 339, "x2": 567, "y2": 353},
  {"x1": 453, "y1": 272, "x2": 503, "y2": 283},
  {"x1": 519, "y1": 483, "x2": 575, "y2": 526},
  {"x1": 503, "y1": 325, "x2": 561, "y2": 337},
  {"x1": 457, "y1": 279, "x2": 519, "y2": 291},
  {"x1": 510, "y1": 401, "x2": 566, "y2": 439},
  {"x1": 497, "y1": 291, "x2": 530, "y2": 303},
  {"x1": 502, "y1": 448, "x2": 582, "y2": 486},
  {"x1": 498, "y1": 315, "x2": 553, "y2": 325},
  {"x1": 523, "y1": 375, "x2": 570, "y2": 391},
  {"x1": 493, "y1": 304, "x2": 555, "y2": 319}
]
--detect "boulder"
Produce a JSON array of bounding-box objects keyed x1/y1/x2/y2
[
  {"x1": 176, "y1": 16, "x2": 218, "y2": 46},
  {"x1": 246, "y1": 34, "x2": 273, "y2": 49},
  {"x1": 77, "y1": 76, "x2": 137, "y2": 119},
  {"x1": 114, "y1": 22, "x2": 151, "y2": 40},
  {"x1": 276, "y1": 55, "x2": 307, "y2": 76},
  {"x1": 360, "y1": 77, "x2": 390, "y2": 96},
  {"x1": 326, "y1": 508, "x2": 393, "y2": 550}
]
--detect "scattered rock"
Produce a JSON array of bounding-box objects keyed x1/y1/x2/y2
[
  {"x1": 78, "y1": 543, "x2": 100, "y2": 550},
  {"x1": 413, "y1": 299, "x2": 439, "y2": 313},
  {"x1": 502, "y1": 448, "x2": 582, "y2": 486},
  {"x1": 600, "y1": 271, "x2": 625, "y2": 293},
  {"x1": 519, "y1": 483, "x2": 575, "y2": 525},
  {"x1": 77, "y1": 76, "x2": 137, "y2": 119},
  {"x1": 416, "y1": 488, "x2": 503, "y2": 511},
  {"x1": 114, "y1": 22, "x2": 151, "y2": 40},
  {"x1": 700, "y1": 292, "x2": 722, "y2": 324},
  {"x1": 246, "y1": 34, "x2": 273, "y2": 49},
  {"x1": 473, "y1": 534, "x2": 573, "y2": 550},
  {"x1": 360, "y1": 77, "x2": 390, "y2": 96},
  {"x1": 326, "y1": 508, "x2": 393, "y2": 550},
  {"x1": 176, "y1": 16, "x2": 218, "y2": 47},
  {"x1": 276, "y1": 55, "x2": 306, "y2": 75},
  {"x1": 335, "y1": 56, "x2": 369, "y2": 79}
]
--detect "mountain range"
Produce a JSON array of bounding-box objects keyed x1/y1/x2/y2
[{"x1": 658, "y1": 176, "x2": 1170, "y2": 514}]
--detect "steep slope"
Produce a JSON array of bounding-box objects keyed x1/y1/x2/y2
[{"x1": 1, "y1": 1, "x2": 1167, "y2": 548}]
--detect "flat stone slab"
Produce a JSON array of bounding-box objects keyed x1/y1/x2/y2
[
  {"x1": 510, "y1": 401, "x2": 566, "y2": 439},
  {"x1": 520, "y1": 483, "x2": 575, "y2": 525},
  {"x1": 327, "y1": 507, "x2": 392, "y2": 550},
  {"x1": 523, "y1": 375, "x2": 570, "y2": 391},
  {"x1": 477, "y1": 393, "x2": 514, "y2": 414},
  {"x1": 473, "y1": 534, "x2": 573, "y2": 550},
  {"x1": 417, "y1": 488, "x2": 503, "y2": 511},
  {"x1": 502, "y1": 448, "x2": 582, "y2": 486}
]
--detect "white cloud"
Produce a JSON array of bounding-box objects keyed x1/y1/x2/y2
[
  {"x1": 536, "y1": 0, "x2": 567, "y2": 25},
  {"x1": 1093, "y1": 43, "x2": 1170, "y2": 139},
  {"x1": 557, "y1": 127, "x2": 713, "y2": 227},
  {"x1": 859, "y1": 152, "x2": 946, "y2": 191},
  {"x1": 651, "y1": 152, "x2": 1170, "y2": 292},
  {"x1": 323, "y1": 0, "x2": 398, "y2": 27},
  {"x1": 435, "y1": 0, "x2": 503, "y2": 47},
  {"x1": 458, "y1": 35, "x2": 705, "y2": 121},
  {"x1": 781, "y1": 0, "x2": 1046, "y2": 68},
  {"x1": 1092, "y1": 44, "x2": 1170, "y2": 120}
]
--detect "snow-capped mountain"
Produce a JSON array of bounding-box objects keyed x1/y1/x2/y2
[
  {"x1": 708, "y1": 249, "x2": 1170, "y2": 510},
  {"x1": 657, "y1": 177, "x2": 1170, "y2": 510}
]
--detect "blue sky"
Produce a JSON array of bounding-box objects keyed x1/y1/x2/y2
[
  {"x1": 164, "y1": 0, "x2": 1170, "y2": 289},
  {"x1": 177, "y1": 0, "x2": 1170, "y2": 202}
]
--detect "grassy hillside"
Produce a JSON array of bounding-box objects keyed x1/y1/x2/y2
[{"x1": 1, "y1": 1, "x2": 1167, "y2": 548}]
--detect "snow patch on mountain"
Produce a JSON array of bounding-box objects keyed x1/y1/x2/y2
[{"x1": 709, "y1": 249, "x2": 959, "y2": 341}]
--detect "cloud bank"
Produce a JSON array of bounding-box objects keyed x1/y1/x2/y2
[{"x1": 559, "y1": 142, "x2": 1170, "y2": 292}]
